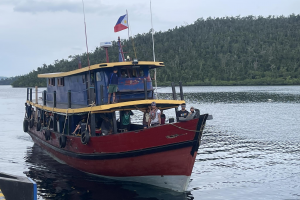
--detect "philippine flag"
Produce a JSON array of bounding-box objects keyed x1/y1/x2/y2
[{"x1": 114, "y1": 14, "x2": 129, "y2": 32}]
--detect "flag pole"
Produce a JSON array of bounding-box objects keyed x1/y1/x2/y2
[
  {"x1": 127, "y1": 10, "x2": 130, "y2": 41},
  {"x1": 81, "y1": 0, "x2": 90, "y2": 67},
  {"x1": 150, "y1": 0, "x2": 158, "y2": 99}
]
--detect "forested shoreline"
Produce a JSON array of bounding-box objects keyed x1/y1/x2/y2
[{"x1": 8, "y1": 14, "x2": 300, "y2": 87}]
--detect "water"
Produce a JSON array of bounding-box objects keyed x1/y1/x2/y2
[{"x1": 0, "y1": 85, "x2": 299, "y2": 200}]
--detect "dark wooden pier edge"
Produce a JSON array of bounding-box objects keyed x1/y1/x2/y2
[{"x1": 0, "y1": 172, "x2": 37, "y2": 200}]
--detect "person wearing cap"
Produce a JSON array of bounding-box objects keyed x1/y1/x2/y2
[
  {"x1": 148, "y1": 102, "x2": 161, "y2": 127},
  {"x1": 177, "y1": 103, "x2": 189, "y2": 118},
  {"x1": 188, "y1": 106, "x2": 196, "y2": 118},
  {"x1": 107, "y1": 68, "x2": 118, "y2": 104}
]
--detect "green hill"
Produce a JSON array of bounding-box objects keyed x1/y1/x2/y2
[
  {"x1": 0, "y1": 76, "x2": 19, "y2": 85},
  {"x1": 12, "y1": 14, "x2": 300, "y2": 87}
]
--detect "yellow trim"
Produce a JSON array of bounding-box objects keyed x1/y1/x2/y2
[
  {"x1": 38, "y1": 61, "x2": 164, "y2": 78},
  {"x1": 26, "y1": 99, "x2": 184, "y2": 114},
  {"x1": 0, "y1": 189, "x2": 4, "y2": 199}
]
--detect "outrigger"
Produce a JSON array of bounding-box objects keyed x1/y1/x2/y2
[{"x1": 23, "y1": 39, "x2": 209, "y2": 192}]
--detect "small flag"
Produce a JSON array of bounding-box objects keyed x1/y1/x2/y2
[{"x1": 114, "y1": 14, "x2": 128, "y2": 32}]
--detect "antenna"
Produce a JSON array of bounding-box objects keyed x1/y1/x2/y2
[
  {"x1": 150, "y1": 0, "x2": 158, "y2": 99},
  {"x1": 81, "y1": 0, "x2": 90, "y2": 67}
]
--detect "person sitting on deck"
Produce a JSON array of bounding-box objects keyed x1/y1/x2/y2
[
  {"x1": 107, "y1": 68, "x2": 118, "y2": 104},
  {"x1": 188, "y1": 106, "x2": 196, "y2": 118},
  {"x1": 177, "y1": 103, "x2": 189, "y2": 121},
  {"x1": 72, "y1": 115, "x2": 91, "y2": 136},
  {"x1": 148, "y1": 102, "x2": 161, "y2": 127},
  {"x1": 120, "y1": 110, "x2": 134, "y2": 131}
]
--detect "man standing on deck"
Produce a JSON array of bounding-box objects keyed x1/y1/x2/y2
[
  {"x1": 148, "y1": 102, "x2": 161, "y2": 127},
  {"x1": 107, "y1": 68, "x2": 118, "y2": 104}
]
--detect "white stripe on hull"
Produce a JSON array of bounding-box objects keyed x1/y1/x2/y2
[{"x1": 86, "y1": 173, "x2": 191, "y2": 192}]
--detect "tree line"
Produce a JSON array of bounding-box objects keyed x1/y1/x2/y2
[{"x1": 8, "y1": 14, "x2": 300, "y2": 87}]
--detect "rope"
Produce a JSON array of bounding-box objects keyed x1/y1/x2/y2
[
  {"x1": 86, "y1": 101, "x2": 95, "y2": 133},
  {"x1": 62, "y1": 109, "x2": 68, "y2": 135},
  {"x1": 170, "y1": 123, "x2": 205, "y2": 133}
]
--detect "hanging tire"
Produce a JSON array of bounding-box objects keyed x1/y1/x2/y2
[
  {"x1": 45, "y1": 130, "x2": 51, "y2": 141},
  {"x1": 81, "y1": 130, "x2": 90, "y2": 145},
  {"x1": 29, "y1": 118, "x2": 34, "y2": 128},
  {"x1": 23, "y1": 119, "x2": 28, "y2": 132},
  {"x1": 59, "y1": 135, "x2": 67, "y2": 148},
  {"x1": 36, "y1": 122, "x2": 41, "y2": 131}
]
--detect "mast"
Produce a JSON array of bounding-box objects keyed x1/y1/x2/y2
[
  {"x1": 81, "y1": 0, "x2": 90, "y2": 67},
  {"x1": 150, "y1": 0, "x2": 158, "y2": 99}
]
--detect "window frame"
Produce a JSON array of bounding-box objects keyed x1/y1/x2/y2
[{"x1": 57, "y1": 77, "x2": 64, "y2": 86}]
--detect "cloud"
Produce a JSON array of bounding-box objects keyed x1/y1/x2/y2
[
  {"x1": 1, "y1": 0, "x2": 118, "y2": 14},
  {"x1": 15, "y1": 0, "x2": 105, "y2": 13}
]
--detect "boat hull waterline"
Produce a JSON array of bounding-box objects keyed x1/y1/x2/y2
[{"x1": 27, "y1": 115, "x2": 208, "y2": 192}]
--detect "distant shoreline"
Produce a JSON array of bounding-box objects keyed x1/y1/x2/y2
[{"x1": 5, "y1": 80, "x2": 300, "y2": 88}]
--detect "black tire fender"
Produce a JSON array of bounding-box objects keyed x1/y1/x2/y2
[
  {"x1": 59, "y1": 135, "x2": 67, "y2": 148},
  {"x1": 29, "y1": 118, "x2": 34, "y2": 128},
  {"x1": 81, "y1": 130, "x2": 90, "y2": 145},
  {"x1": 23, "y1": 119, "x2": 28, "y2": 132},
  {"x1": 36, "y1": 122, "x2": 41, "y2": 131},
  {"x1": 45, "y1": 130, "x2": 51, "y2": 141}
]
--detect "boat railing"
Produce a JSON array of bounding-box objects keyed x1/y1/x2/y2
[
  {"x1": 26, "y1": 78, "x2": 159, "y2": 108},
  {"x1": 25, "y1": 81, "x2": 185, "y2": 108}
]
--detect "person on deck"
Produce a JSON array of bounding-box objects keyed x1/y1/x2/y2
[
  {"x1": 148, "y1": 102, "x2": 161, "y2": 127},
  {"x1": 72, "y1": 115, "x2": 91, "y2": 136},
  {"x1": 143, "y1": 107, "x2": 150, "y2": 128},
  {"x1": 120, "y1": 110, "x2": 134, "y2": 131},
  {"x1": 135, "y1": 106, "x2": 150, "y2": 129},
  {"x1": 177, "y1": 103, "x2": 189, "y2": 120},
  {"x1": 188, "y1": 106, "x2": 196, "y2": 118},
  {"x1": 107, "y1": 68, "x2": 118, "y2": 104},
  {"x1": 121, "y1": 70, "x2": 128, "y2": 78},
  {"x1": 31, "y1": 107, "x2": 35, "y2": 120}
]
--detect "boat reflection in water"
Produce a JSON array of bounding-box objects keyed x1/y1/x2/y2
[{"x1": 24, "y1": 144, "x2": 192, "y2": 200}]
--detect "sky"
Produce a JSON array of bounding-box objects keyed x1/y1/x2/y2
[{"x1": 1, "y1": 0, "x2": 299, "y2": 77}]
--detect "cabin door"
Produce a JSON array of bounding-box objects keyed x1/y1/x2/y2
[{"x1": 96, "y1": 71, "x2": 108, "y2": 105}]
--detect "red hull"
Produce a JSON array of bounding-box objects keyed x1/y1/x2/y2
[{"x1": 27, "y1": 115, "x2": 208, "y2": 191}]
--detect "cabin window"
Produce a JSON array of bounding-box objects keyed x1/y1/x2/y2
[
  {"x1": 96, "y1": 72, "x2": 102, "y2": 81},
  {"x1": 132, "y1": 69, "x2": 137, "y2": 77},
  {"x1": 127, "y1": 69, "x2": 138, "y2": 78},
  {"x1": 120, "y1": 69, "x2": 128, "y2": 78},
  {"x1": 139, "y1": 69, "x2": 144, "y2": 77},
  {"x1": 48, "y1": 78, "x2": 55, "y2": 86},
  {"x1": 58, "y1": 77, "x2": 64, "y2": 86},
  {"x1": 82, "y1": 75, "x2": 85, "y2": 84}
]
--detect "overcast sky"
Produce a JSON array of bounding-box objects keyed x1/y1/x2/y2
[{"x1": 1, "y1": 0, "x2": 299, "y2": 77}]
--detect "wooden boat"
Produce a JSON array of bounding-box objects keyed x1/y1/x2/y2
[{"x1": 23, "y1": 44, "x2": 208, "y2": 192}]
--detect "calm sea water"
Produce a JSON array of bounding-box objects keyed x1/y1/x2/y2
[{"x1": 0, "y1": 85, "x2": 299, "y2": 200}]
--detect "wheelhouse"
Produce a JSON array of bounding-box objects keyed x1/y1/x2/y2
[{"x1": 38, "y1": 61, "x2": 164, "y2": 108}]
